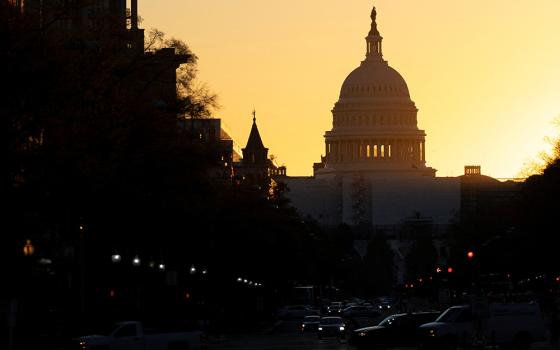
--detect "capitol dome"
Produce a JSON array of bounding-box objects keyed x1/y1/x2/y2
[
  {"x1": 338, "y1": 6, "x2": 411, "y2": 102},
  {"x1": 318, "y1": 5, "x2": 435, "y2": 178},
  {"x1": 339, "y1": 62, "x2": 411, "y2": 100}
]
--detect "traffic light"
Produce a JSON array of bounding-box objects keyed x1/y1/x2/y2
[
  {"x1": 467, "y1": 251, "x2": 475, "y2": 259},
  {"x1": 447, "y1": 267, "x2": 453, "y2": 273}
]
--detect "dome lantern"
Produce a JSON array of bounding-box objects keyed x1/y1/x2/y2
[{"x1": 365, "y1": 6, "x2": 383, "y2": 62}]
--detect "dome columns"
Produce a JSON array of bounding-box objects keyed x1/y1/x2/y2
[
  {"x1": 367, "y1": 37, "x2": 383, "y2": 58},
  {"x1": 325, "y1": 138, "x2": 426, "y2": 163}
]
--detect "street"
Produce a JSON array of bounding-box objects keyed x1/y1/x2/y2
[{"x1": 209, "y1": 319, "x2": 415, "y2": 350}]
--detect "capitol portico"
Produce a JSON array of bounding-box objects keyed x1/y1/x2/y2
[{"x1": 284, "y1": 5, "x2": 461, "y2": 231}]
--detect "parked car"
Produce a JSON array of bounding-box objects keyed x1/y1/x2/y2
[
  {"x1": 418, "y1": 303, "x2": 547, "y2": 350},
  {"x1": 318, "y1": 316, "x2": 346, "y2": 340},
  {"x1": 277, "y1": 305, "x2": 316, "y2": 320},
  {"x1": 71, "y1": 320, "x2": 206, "y2": 350},
  {"x1": 349, "y1": 311, "x2": 440, "y2": 349},
  {"x1": 301, "y1": 315, "x2": 321, "y2": 333}
]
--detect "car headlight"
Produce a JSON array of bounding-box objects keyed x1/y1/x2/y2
[
  {"x1": 428, "y1": 329, "x2": 437, "y2": 337},
  {"x1": 79, "y1": 341, "x2": 87, "y2": 349},
  {"x1": 359, "y1": 331, "x2": 367, "y2": 337},
  {"x1": 318, "y1": 327, "x2": 323, "y2": 331},
  {"x1": 339, "y1": 326, "x2": 345, "y2": 331}
]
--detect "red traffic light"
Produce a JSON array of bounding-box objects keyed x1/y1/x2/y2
[
  {"x1": 447, "y1": 267, "x2": 453, "y2": 273},
  {"x1": 467, "y1": 251, "x2": 475, "y2": 259}
]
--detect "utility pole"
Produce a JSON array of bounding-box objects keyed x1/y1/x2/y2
[{"x1": 79, "y1": 223, "x2": 86, "y2": 315}]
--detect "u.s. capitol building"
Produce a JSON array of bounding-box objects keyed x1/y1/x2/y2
[{"x1": 284, "y1": 6, "x2": 470, "y2": 232}]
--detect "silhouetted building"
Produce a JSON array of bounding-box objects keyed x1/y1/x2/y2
[
  {"x1": 283, "y1": 6, "x2": 522, "y2": 237},
  {"x1": 460, "y1": 165, "x2": 521, "y2": 223},
  {"x1": 176, "y1": 114, "x2": 287, "y2": 186},
  {"x1": 234, "y1": 112, "x2": 287, "y2": 187},
  {"x1": 178, "y1": 117, "x2": 243, "y2": 183},
  {"x1": 284, "y1": 5, "x2": 459, "y2": 231},
  {"x1": 12, "y1": 0, "x2": 187, "y2": 110},
  {"x1": 15, "y1": 0, "x2": 143, "y2": 51}
]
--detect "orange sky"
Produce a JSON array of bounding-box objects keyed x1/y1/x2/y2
[{"x1": 142, "y1": 0, "x2": 560, "y2": 178}]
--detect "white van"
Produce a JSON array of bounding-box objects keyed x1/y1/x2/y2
[{"x1": 418, "y1": 303, "x2": 547, "y2": 350}]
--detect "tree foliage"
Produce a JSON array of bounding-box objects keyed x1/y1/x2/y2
[{"x1": 144, "y1": 29, "x2": 218, "y2": 119}]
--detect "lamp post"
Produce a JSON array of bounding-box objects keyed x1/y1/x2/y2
[
  {"x1": 17, "y1": 240, "x2": 36, "y2": 350},
  {"x1": 23, "y1": 240, "x2": 35, "y2": 257},
  {"x1": 79, "y1": 224, "x2": 86, "y2": 314}
]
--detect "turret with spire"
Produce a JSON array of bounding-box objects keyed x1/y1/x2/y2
[
  {"x1": 242, "y1": 110, "x2": 268, "y2": 165},
  {"x1": 365, "y1": 5, "x2": 384, "y2": 62}
]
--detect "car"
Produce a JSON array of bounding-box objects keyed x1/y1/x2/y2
[
  {"x1": 71, "y1": 320, "x2": 207, "y2": 350},
  {"x1": 277, "y1": 305, "x2": 315, "y2": 320},
  {"x1": 349, "y1": 311, "x2": 441, "y2": 349},
  {"x1": 318, "y1": 316, "x2": 346, "y2": 340},
  {"x1": 301, "y1": 315, "x2": 321, "y2": 332},
  {"x1": 342, "y1": 305, "x2": 380, "y2": 318},
  {"x1": 418, "y1": 303, "x2": 547, "y2": 350},
  {"x1": 326, "y1": 302, "x2": 343, "y2": 315},
  {"x1": 375, "y1": 301, "x2": 393, "y2": 311}
]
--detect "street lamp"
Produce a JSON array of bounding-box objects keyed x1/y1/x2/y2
[
  {"x1": 158, "y1": 263, "x2": 165, "y2": 271},
  {"x1": 189, "y1": 265, "x2": 196, "y2": 275},
  {"x1": 111, "y1": 253, "x2": 121, "y2": 263},
  {"x1": 23, "y1": 240, "x2": 35, "y2": 256},
  {"x1": 132, "y1": 255, "x2": 141, "y2": 266}
]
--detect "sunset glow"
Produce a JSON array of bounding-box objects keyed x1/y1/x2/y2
[{"x1": 142, "y1": 0, "x2": 560, "y2": 178}]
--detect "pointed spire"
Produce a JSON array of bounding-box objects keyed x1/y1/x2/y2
[
  {"x1": 364, "y1": 4, "x2": 384, "y2": 62},
  {"x1": 245, "y1": 110, "x2": 266, "y2": 150}
]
